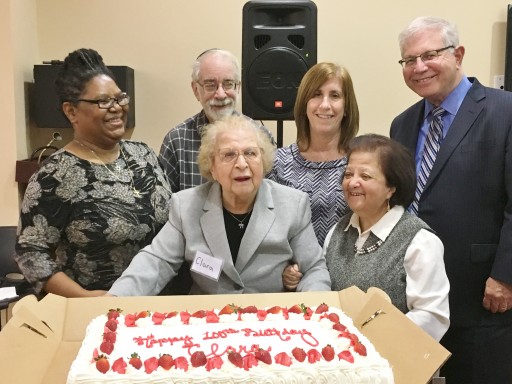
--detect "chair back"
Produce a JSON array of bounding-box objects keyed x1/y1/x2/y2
[{"x1": 0, "y1": 226, "x2": 21, "y2": 277}]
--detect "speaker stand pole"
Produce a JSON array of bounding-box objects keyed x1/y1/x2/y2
[{"x1": 276, "y1": 120, "x2": 283, "y2": 148}]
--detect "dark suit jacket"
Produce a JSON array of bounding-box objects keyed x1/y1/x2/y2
[{"x1": 390, "y1": 78, "x2": 512, "y2": 327}]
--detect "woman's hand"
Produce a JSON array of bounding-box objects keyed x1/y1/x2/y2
[
  {"x1": 86, "y1": 290, "x2": 108, "y2": 297},
  {"x1": 282, "y1": 264, "x2": 303, "y2": 291},
  {"x1": 44, "y1": 272, "x2": 107, "y2": 298}
]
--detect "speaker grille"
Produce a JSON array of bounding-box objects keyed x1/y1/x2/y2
[
  {"x1": 288, "y1": 34, "x2": 305, "y2": 49},
  {"x1": 33, "y1": 65, "x2": 135, "y2": 128},
  {"x1": 242, "y1": 1, "x2": 317, "y2": 121},
  {"x1": 254, "y1": 34, "x2": 271, "y2": 50}
]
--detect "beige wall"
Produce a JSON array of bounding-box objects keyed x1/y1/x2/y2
[
  {"x1": 1, "y1": 0, "x2": 509, "y2": 225},
  {"x1": 1, "y1": 0, "x2": 39, "y2": 225}
]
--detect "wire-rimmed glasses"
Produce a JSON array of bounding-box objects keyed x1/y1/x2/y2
[
  {"x1": 398, "y1": 46, "x2": 455, "y2": 68},
  {"x1": 217, "y1": 147, "x2": 262, "y2": 163},
  {"x1": 196, "y1": 80, "x2": 238, "y2": 93}
]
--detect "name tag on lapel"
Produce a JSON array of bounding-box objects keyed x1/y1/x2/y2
[{"x1": 191, "y1": 251, "x2": 223, "y2": 281}]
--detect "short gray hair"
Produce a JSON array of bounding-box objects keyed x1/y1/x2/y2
[
  {"x1": 198, "y1": 115, "x2": 275, "y2": 180},
  {"x1": 398, "y1": 16, "x2": 459, "y2": 54},
  {"x1": 191, "y1": 49, "x2": 241, "y2": 82}
]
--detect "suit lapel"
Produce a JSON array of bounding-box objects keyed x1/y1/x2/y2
[
  {"x1": 200, "y1": 183, "x2": 243, "y2": 286},
  {"x1": 424, "y1": 80, "x2": 485, "y2": 191},
  {"x1": 403, "y1": 102, "x2": 425, "y2": 153},
  {"x1": 235, "y1": 180, "x2": 275, "y2": 272}
]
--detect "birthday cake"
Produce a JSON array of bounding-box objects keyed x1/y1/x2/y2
[{"x1": 67, "y1": 303, "x2": 394, "y2": 383}]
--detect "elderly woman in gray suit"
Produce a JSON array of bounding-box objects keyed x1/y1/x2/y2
[{"x1": 108, "y1": 115, "x2": 330, "y2": 296}]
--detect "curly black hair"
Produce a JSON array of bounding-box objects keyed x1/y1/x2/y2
[{"x1": 55, "y1": 48, "x2": 114, "y2": 105}]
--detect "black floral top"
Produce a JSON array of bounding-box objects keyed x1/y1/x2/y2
[{"x1": 15, "y1": 140, "x2": 172, "y2": 294}]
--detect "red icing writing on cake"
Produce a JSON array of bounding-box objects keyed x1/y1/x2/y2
[
  {"x1": 133, "y1": 335, "x2": 198, "y2": 349},
  {"x1": 240, "y1": 327, "x2": 318, "y2": 346},
  {"x1": 132, "y1": 326, "x2": 319, "y2": 352}
]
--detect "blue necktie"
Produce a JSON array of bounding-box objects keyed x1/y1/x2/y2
[{"x1": 410, "y1": 106, "x2": 445, "y2": 215}]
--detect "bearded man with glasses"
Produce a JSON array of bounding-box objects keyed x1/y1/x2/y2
[
  {"x1": 390, "y1": 16, "x2": 512, "y2": 384},
  {"x1": 159, "y1": 49, "x2": 275, "y2": 194}
]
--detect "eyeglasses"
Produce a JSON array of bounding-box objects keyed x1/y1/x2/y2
[
  {"x1": 76, "y1": 93, "x2": 130, "y2": 109},
  {"x1": 196, "y1": 80, "x2": 238, "y2": 93},
  {"x1": 398, "y1": 46, "x2": 455, "y2": 68},
  {"x1": 217, "y1": 147, "x2": 262, "y2": 163}
]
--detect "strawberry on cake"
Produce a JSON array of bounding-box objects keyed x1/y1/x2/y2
[{"x1": 67, "y1": 303, "x2": 394, "y2": 383}]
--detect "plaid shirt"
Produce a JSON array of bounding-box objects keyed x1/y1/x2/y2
[{"x1": 159, "y1": 110, "x2": 275, "y2": 192}]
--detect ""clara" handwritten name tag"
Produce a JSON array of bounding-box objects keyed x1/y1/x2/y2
[{"x1": 191, "y1": 251, "x2": 224, "y2": 281}]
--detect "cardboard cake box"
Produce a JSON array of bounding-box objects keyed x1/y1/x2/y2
[{"x1": 0, "y1": 287, "x2": 450, "y2": 384}]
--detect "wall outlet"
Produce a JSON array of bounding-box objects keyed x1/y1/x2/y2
[{"x1": 494, "y1": 75, "x2": 505, "y2": 90}]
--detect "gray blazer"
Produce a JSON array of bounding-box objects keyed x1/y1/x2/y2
[{"x1": 109, "y1": 179, "x2": 331, "y2": 296}]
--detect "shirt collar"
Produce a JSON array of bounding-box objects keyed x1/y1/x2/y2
[
  {"x1": 424, "y1": 75, "x2": 471, "y2": 118},
  {"x1": 344, "y1": 205, "x2": 405, "y2": 241}
]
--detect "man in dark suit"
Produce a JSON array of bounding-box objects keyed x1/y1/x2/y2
[{"x1": 390, "y1": 16, "x2": 512, "y2": 384}]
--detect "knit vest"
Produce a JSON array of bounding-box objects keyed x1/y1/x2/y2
[{"x1": 325, "y1": 211, "x2": 432, "y2": 313}]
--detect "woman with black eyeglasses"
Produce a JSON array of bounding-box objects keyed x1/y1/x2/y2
[{"x1": 14, "y1": 48, "x2": 172, "y2": 298}]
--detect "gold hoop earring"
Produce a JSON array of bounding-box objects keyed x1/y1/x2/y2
[{"x1": 387, "y1": 199, "x2": 390, "y2": 212}]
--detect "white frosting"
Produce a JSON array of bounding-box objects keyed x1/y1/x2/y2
[{"x1": 67, "y1": 306, "x2": 394, "y2": 384}]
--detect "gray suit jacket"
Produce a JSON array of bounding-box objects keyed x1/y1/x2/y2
[{"x1": 109, "y1": 179, "x2": 331, "y2": 296}]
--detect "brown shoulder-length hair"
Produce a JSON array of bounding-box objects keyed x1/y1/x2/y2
[
  {"x1": 347, "y1": 134, "x2": 416, "y2": 208},
  {"x1": 295, "y1": 62, "x2": 359, "y2": 153}
]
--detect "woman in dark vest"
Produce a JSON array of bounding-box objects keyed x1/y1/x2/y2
[{"x1": 284, "y1": 134, "x2": 450, "y2": 342}]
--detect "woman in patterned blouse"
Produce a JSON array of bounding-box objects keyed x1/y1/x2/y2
[
  {"x1": 14, "y1": 49, "x2": 171, "y2": 297},
  {"x1": 267, "y1": 62, "x2": 359, "y2": 246}
]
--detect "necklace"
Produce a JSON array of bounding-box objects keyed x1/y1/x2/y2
[
  {"x1": 354, "y1": 239, "x2": 384, "y2": 255},
  {"x1": 353, "y1": 231, "x2": 385, "y2": 255},
  {"x1": 73, "y1": 139, "x2": 141, "y2": 197},
  {"x1": 226, "y1": 210, "x2": 252, "y2": 229}
]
